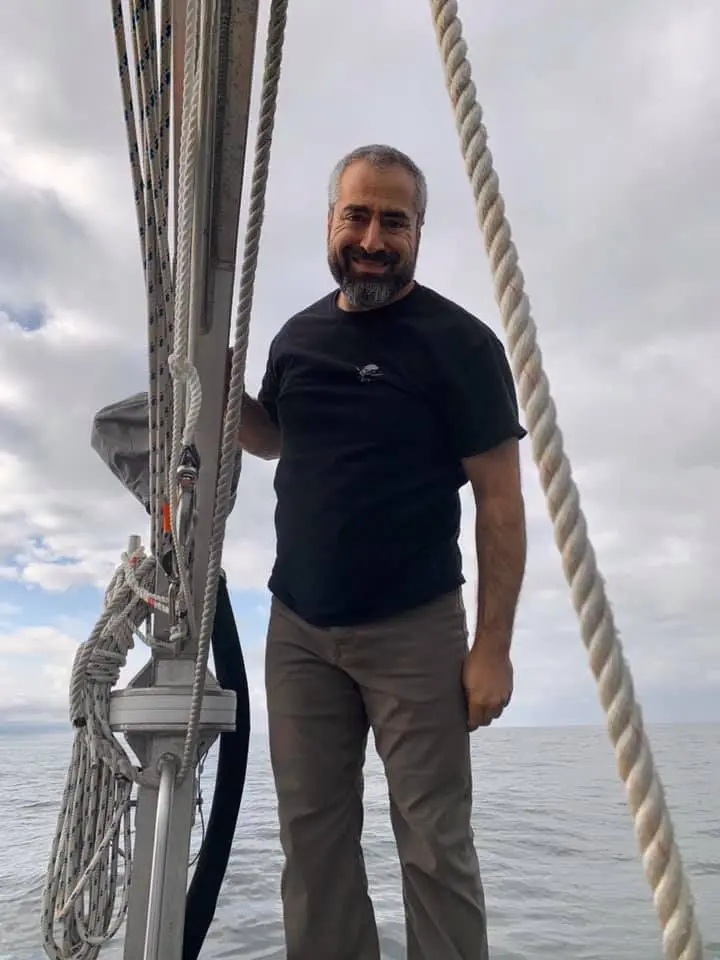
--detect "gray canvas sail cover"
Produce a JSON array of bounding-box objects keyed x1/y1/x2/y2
[{"x1": 91, "y1": 391, "x2": 242, "y2": 515}]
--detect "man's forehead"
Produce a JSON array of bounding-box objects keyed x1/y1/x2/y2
[{"x1": 336, "y1": 160, "x2": 416, "y2": 211}]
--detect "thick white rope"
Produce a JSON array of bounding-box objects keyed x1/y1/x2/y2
[
  {"x1": 428, "y1": 3, "x2": 705, "y2": 959},
  {"x1": 169, "y1": 0, "x2": 202, "y2": 494},
  {"x1": 164, "y1": 0, "x2": 206, "y2": 667}
]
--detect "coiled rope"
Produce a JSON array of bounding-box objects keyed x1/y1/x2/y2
[
  {"x1": 428, "y1": 2, "x2": 705, "y2": 958},
  {"x1": 40, "y1": 544, "x2": 157, "y2": 959},
  {"x1": 40, "y1": 0, "x2": 289, "y2": 955}
]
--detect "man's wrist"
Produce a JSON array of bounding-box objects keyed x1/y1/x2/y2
[{"x1": 472, "y1": 626, "x2": 512, "y2": 656}]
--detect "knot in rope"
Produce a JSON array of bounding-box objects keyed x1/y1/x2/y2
[
  {"x1": 169, "y1": 352, "x2": 203, "y2": 446},
  {"x1": 168, "y1": 351, "x2": 195, "y2": 381}
]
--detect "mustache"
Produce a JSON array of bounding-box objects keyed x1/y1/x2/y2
[{"x1": 342, "y1": 246, "x2": 400, "y2": 267}]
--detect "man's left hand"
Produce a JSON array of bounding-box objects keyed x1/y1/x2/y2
[{"x1": 462, "y1": 641, "x2": 514, "y2": 731}]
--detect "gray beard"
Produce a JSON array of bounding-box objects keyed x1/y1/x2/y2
[
  {"x1": 341, "y1": 276, "x2": 404, "y2": 309},
  {"x1": 328, "y1": 250, "x2": 415, "y2": 310}
]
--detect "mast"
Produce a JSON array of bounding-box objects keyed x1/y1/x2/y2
[{"x1": 109, "y1": 3, "x2": 260, "y2": 957}]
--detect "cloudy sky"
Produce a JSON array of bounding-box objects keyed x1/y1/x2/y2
[{"x1": 0, "y1": 0, "x2": 717, "y2": 732}]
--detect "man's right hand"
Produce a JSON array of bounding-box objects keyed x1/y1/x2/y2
[{"x1": 236, "y1": 391, "x2": 281, "y2": 461}]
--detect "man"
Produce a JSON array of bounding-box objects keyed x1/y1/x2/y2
[{"x1": 238, "y1": 144, "x2": 527, "y2": 960}]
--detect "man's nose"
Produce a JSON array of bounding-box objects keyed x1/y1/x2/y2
[{"x1": 360, "y1": 217, "x2": 383, "y2": 253}]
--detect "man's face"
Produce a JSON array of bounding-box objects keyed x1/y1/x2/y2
[{"x1": 327, "y1": 160, "x2": 421, "y2": 310}]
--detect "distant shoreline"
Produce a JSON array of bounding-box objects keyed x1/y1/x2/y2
[
  {"x1": 1, "y1": 719, "x2": 715, "y2": 737},
  {"x1": 0, "y1": 721, "x2": 69, "y2": 735}
]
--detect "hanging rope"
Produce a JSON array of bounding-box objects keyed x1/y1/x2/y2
[
  {"x1": 174, "y1": 0, "x2": 290, "y2": 785},
  {"x1": 428, "y1": 3, "x2": 705, "y2": 959}
]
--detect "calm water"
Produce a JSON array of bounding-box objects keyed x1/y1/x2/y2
[{"x1": 0, "y1": 724, "x2": 718, "y2": 959}]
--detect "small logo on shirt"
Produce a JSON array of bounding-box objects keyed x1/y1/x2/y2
[{"x1": 357, "y1": 363, "x2": 383, "y2": 382}]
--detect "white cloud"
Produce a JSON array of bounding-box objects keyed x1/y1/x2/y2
[
  {"x1": 0, "y1": 625, "x2": 78, "y2": 717},
  {"x1": 0, "y1": 0, "x2": 718, "y2": 732}
]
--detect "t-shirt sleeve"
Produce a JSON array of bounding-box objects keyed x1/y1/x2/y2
[
  {"x1": 257, "y1": 343, "x2": 280, "y2": 426},
  {"x1": 437, "y1": 321, "x2": 527, "y2": 459}
]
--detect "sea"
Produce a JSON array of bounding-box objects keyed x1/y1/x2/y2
[{"x1": 0, "y1": 723, "x2": 717, "y2": 960}]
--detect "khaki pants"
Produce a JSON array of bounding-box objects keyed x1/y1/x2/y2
[{"x1": 265, "y1": 590, "x2": 488, "y2": 960}]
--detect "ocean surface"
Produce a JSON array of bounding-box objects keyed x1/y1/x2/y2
[{"x1": 0, "y1": 723, "x2": 717, "y2": 960}]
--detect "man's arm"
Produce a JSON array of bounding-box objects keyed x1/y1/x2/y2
[
  {"x1": 230, "y1": 339, "x2": 282, "y2": 460},
  {"x1": 238, "y1": 393, "x2": 281, "y2": 460},
  {"x1": 462, "y1": 439, "x2": 527, "y2": 653},
  {"x1": 433, "y1": 318, "x2": 527, "y2": 728},
  {"x1": 434, "y1": 321, "x2": 527, "y2": 644}
]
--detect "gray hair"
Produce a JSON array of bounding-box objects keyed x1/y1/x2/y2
[{"x1": 328, "y1": 144, "x2": 428, "y2": 224}]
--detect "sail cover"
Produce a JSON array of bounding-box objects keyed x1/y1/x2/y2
[{"x1": 91, "y1": 391, "x2": 243, "y2": 515}]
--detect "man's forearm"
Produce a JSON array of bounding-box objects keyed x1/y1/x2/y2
[
  {"x1": 238, "y1": 394, "x2": 281, "y2": 460},
  {"x1": 473, "y1": 494, "x2": 527, "y2": 651}
]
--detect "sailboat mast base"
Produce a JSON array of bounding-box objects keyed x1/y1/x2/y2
[{"x1": 111, "y1": 656, "x2": 236, "y2": 959}]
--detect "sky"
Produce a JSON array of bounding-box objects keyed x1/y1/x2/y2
[{"x1": 0, "y1": 0, "x2": 718, "y2": 733}]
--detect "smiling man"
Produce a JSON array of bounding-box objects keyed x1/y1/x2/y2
[{"x1": 238, "y1": 144, "x2": 527, "y2": 960}]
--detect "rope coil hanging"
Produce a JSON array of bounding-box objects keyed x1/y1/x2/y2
[{"x1": 428, "y1": 2, "x2": 705, "y2": 958}]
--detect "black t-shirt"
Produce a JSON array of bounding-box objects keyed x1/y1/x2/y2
[{"x1": 258, "y1": 283, "x2": 526, "y2": 627}]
